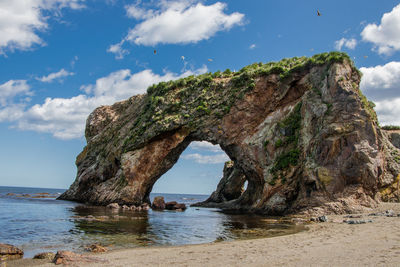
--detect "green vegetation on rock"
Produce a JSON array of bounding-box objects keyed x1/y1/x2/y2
[
  {"x1": 382, "y1": 125, "x2": 400, "y2": 131},
  {"x1": 121, "y1": 52, "x2": 355, "y2": 152},
  {"x1": 268, "y1": 102, "x2": 303, "y2": 185},
  {"x1": 357, "y1": 88, "x2": 378, "y2": 124}
]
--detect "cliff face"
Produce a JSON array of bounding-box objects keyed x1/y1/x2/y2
[{"x1": 59, "y1": 52, "x2": 400, "y2": 215}]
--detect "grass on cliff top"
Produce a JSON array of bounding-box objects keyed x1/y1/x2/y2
[
  {"x1": 382, "y1": 125, "x2": 400, "y2": 131},
  {"x1": 146, "y1": 51, "x2": 352, "y2": 97}
]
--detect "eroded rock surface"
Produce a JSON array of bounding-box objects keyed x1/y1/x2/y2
[
  {"x1": 59, "y1": 52, "x2": 400, "y2": 215},
  {"x1": 196, "y1": 161, "x2": 246, "y2": 207},
  {"x1": 52, "y1": 250, "x2": 105, "y2": 265},
  {"x1": 386, "y1": 130, "x2": 400, "y2": 149},
  {"x1": 0, "y1": 243, "x2": 23, "y2": 261},
  {"x1": 33, "y1": 252, "x2": 55, "y2": 260},
  {"x1": 152, "y1": 196, "x2": 166, "y2": 210}
]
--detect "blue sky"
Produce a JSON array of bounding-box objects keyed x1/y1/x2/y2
[{"x1": 1, "y1": 0, "x2": 400, "y2": 194}]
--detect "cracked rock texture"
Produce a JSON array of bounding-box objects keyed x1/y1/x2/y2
[{"x1": 59, "y1": 52, "x2": 400, "y2": 215}]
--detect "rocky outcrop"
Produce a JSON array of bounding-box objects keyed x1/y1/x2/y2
[
  {"x1": 152, "y1": 196, "x2": 166, "y2": 210},
  {"x1": 52, "y1": 250, "x2": 105, "y2": 265},
  {"x1": 0, "y1": 243, "x2": 23, "y2": 260},
  {"x1": 165, "y1": 201, "x2": 187, "y2": 211},
  {"x1": 33, "y1": 252, "x2": 55, "y2": 260},
  {"x1": 196, "y1": 161, "x2": 246, "y2": 206},
  {"x1": 386, "y1": 130, "x2": 400, "y2": 149},
  {"x1": 59, "y1": 52, "x2": 400, "y2": 215},
  {"x1": 85, "y1": 244, "x2": 108, "y2": 253}
]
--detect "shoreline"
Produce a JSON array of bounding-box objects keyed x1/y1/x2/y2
[{"x1": 8, "y1": 202, "x2": 400, "y2": 267}]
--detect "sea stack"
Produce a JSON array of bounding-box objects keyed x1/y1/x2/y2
[{"x1": 59, "y1": 52, "x2": 400, "y2": 215}]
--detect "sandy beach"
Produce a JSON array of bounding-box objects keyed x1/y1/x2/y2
[{"x1": 7, "y1": 202, "x2": 400, "y2": 267}]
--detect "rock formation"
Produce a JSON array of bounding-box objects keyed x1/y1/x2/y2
[
  {"x1": 0, "y1": 243, "x2": 23, "y2": 260},
  {"x1": 198, "y1": 161, "x2": 246, "y2": 206},
  {"x1": 152, "y1": 196, "x2": 166, "y2": 210},
  {"x1": 385, "y1": 130, "x2": 400, "y2": 149},
  {"x1": 59, "y1": 52, "x2": 400, "y2": 215}
]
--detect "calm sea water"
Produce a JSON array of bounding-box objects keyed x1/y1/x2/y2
[{"x1": 0, "y1": 186, "x2": 304, "y2": 258}]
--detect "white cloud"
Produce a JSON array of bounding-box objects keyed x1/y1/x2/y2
[
  {"x1": 0, "y1": 80, "x2": 31, "y2": 106},
  {"x1": 0, "y1": 104, "x2": 26, "y2": 122},
  {"x1": 374, "y1": 98, "x2": 400, "y2": 126},
  {"x1": 108, "y1": 1, "x2": 244, "y2": 58},
  {"x1": 182, "y1": 153, "x2": 229, "y2": 164},
  {"x1": 0, "y1": 0, "x2": 85, "y2": 54},
  {"x1": 360, "y1": 62, "x2": 400, "y2": 92},
  {"x1": 334, "y1": 38, "x2": 357, "y2": 50},
  {"x1": 360, "y1": 61, "x2": 400, "y2": 102},
  {"x1": 360, "y1": 61, "x2": 400, "y2": 126},
  {"x1": 41, "y1": 0, "x2": 85, "y2": 10},
  {"x1": 125, "y1": 4, "x2": 154, "y2": 20},
  {"x1": 17, "y1": 95, "x2": 96, "y2": 139},
  {"x1": 107, "y1": 41, "x2": 129, "y2": 60},
  {"x1": 361, "y1": 4, "x2": 400, "y2": 55},
  {"x1": 36, "y1": 69, "x2": 75, "y2": 83},
  {"x1": 189, "y1": 141, "x2": 223, "y2": 153},
  {"x1": 13, "y1": 66, "x2": 207, "y2": 139}
]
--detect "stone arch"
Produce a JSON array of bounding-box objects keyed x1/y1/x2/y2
[
  {"x1": 59, "y1": 53, "x2": 400, "y2": 215},
  {"x1": 118, "y1": 130, "x2": 263, "y2": 208}
]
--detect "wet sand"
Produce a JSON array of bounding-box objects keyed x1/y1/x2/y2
[{"x1": 8, "y1": 203, "x2": 400, "y2": 267}]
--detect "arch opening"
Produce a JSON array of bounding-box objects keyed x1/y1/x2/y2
[{"x1": 148, "y1": 141, "x2": 248, "y2": 207}]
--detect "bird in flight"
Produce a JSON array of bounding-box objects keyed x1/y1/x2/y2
[
  {"x1": 181, "y1": 56, "x2": 185, "y2": 60},
  {"x1": 154, "y1": 50, "x2": 157, "y2": 55},
  {"x1": 317, "y1": 10, "x2": 321, "y2": 16},
  {"x1": 208, "y1": 58, "x2": 213, "y2": 62}
]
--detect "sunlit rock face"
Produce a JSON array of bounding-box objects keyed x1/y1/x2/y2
[{"x1": 59, "y1": 52, "x2": 400, "y2": 215}]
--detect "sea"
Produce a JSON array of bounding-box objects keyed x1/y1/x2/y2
[{"x1": 0, "y1": 186, "x2": 304, "y2": 258}]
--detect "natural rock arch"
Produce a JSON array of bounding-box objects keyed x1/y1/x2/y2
[{"x1": 59, "y1": 52, "x2": 400, "y2": 215}]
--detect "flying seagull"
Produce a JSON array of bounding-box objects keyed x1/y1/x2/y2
[
  {"x1": 181, "y1": 56, "x2": 185, "y2": 60},
  {"x1": 208, "y1": 58, "x2": 213, "y2": 62},
  {"x1": 154, "y1": 50, "x2": 157, "y2": 55},
  {"x1": 317, "y1": 10, "x2": 321, "y2": 16}
]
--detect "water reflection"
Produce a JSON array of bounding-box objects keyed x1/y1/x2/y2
[
  {"x1": 69, "y1": 205, "x2": 305, "y2": 250},
  {"x1": 0, "y1": 188, "x2": 305, "y2": 258}
]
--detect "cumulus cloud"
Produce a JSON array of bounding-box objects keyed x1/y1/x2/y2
[
  {"x1": 108, "y1": 1, "x2": 244, "y2": 58},
  {"x1": 0, "y1": 104, "x2": 26, "y2": 122},
  {"x1": 0, "y1": 80, "x2": 31, "y2": 106},
  {"x1": 334, "y1": 38, "x2": 357, "y2": 50},
  {"x1": 0, "y1": 0, "x2": 85, "y2": 54},
  {"x1": 360, "y1": 61, "x2": 400, "y2": 126},
  {"x1": 182, "y1": 153, "x2": 229, "y2": 164},
  {"x1": 361, "y1": 4, "x2": 400, "y2": 55},
  {"x1": 36, "y1": 69, "x2": 75, "y2": 83},
  {"x1": 374, "y1": 98, "x2": 400, "y2": 126},
  {"x1": 189, "y1": 141, "x2": 223, "y2": 153},
  {"x1": 184, "y1": 141, "x2": 230, "y2": 164},
  {"x1": 125, "y1": 4, "x2": 154, "y2": 20},
  {"x1": 107, "y1": 41, "x2": 129, "y2": 60},
  {"x1": 360, "y1": 61, "x2": 400, "y2": 100},
  {"x1": 0, "y1": 80, "x2": 32, "y2": 124},
  {"x1": 13, "y1": 66, "x2": 207, "y2": 139}
]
